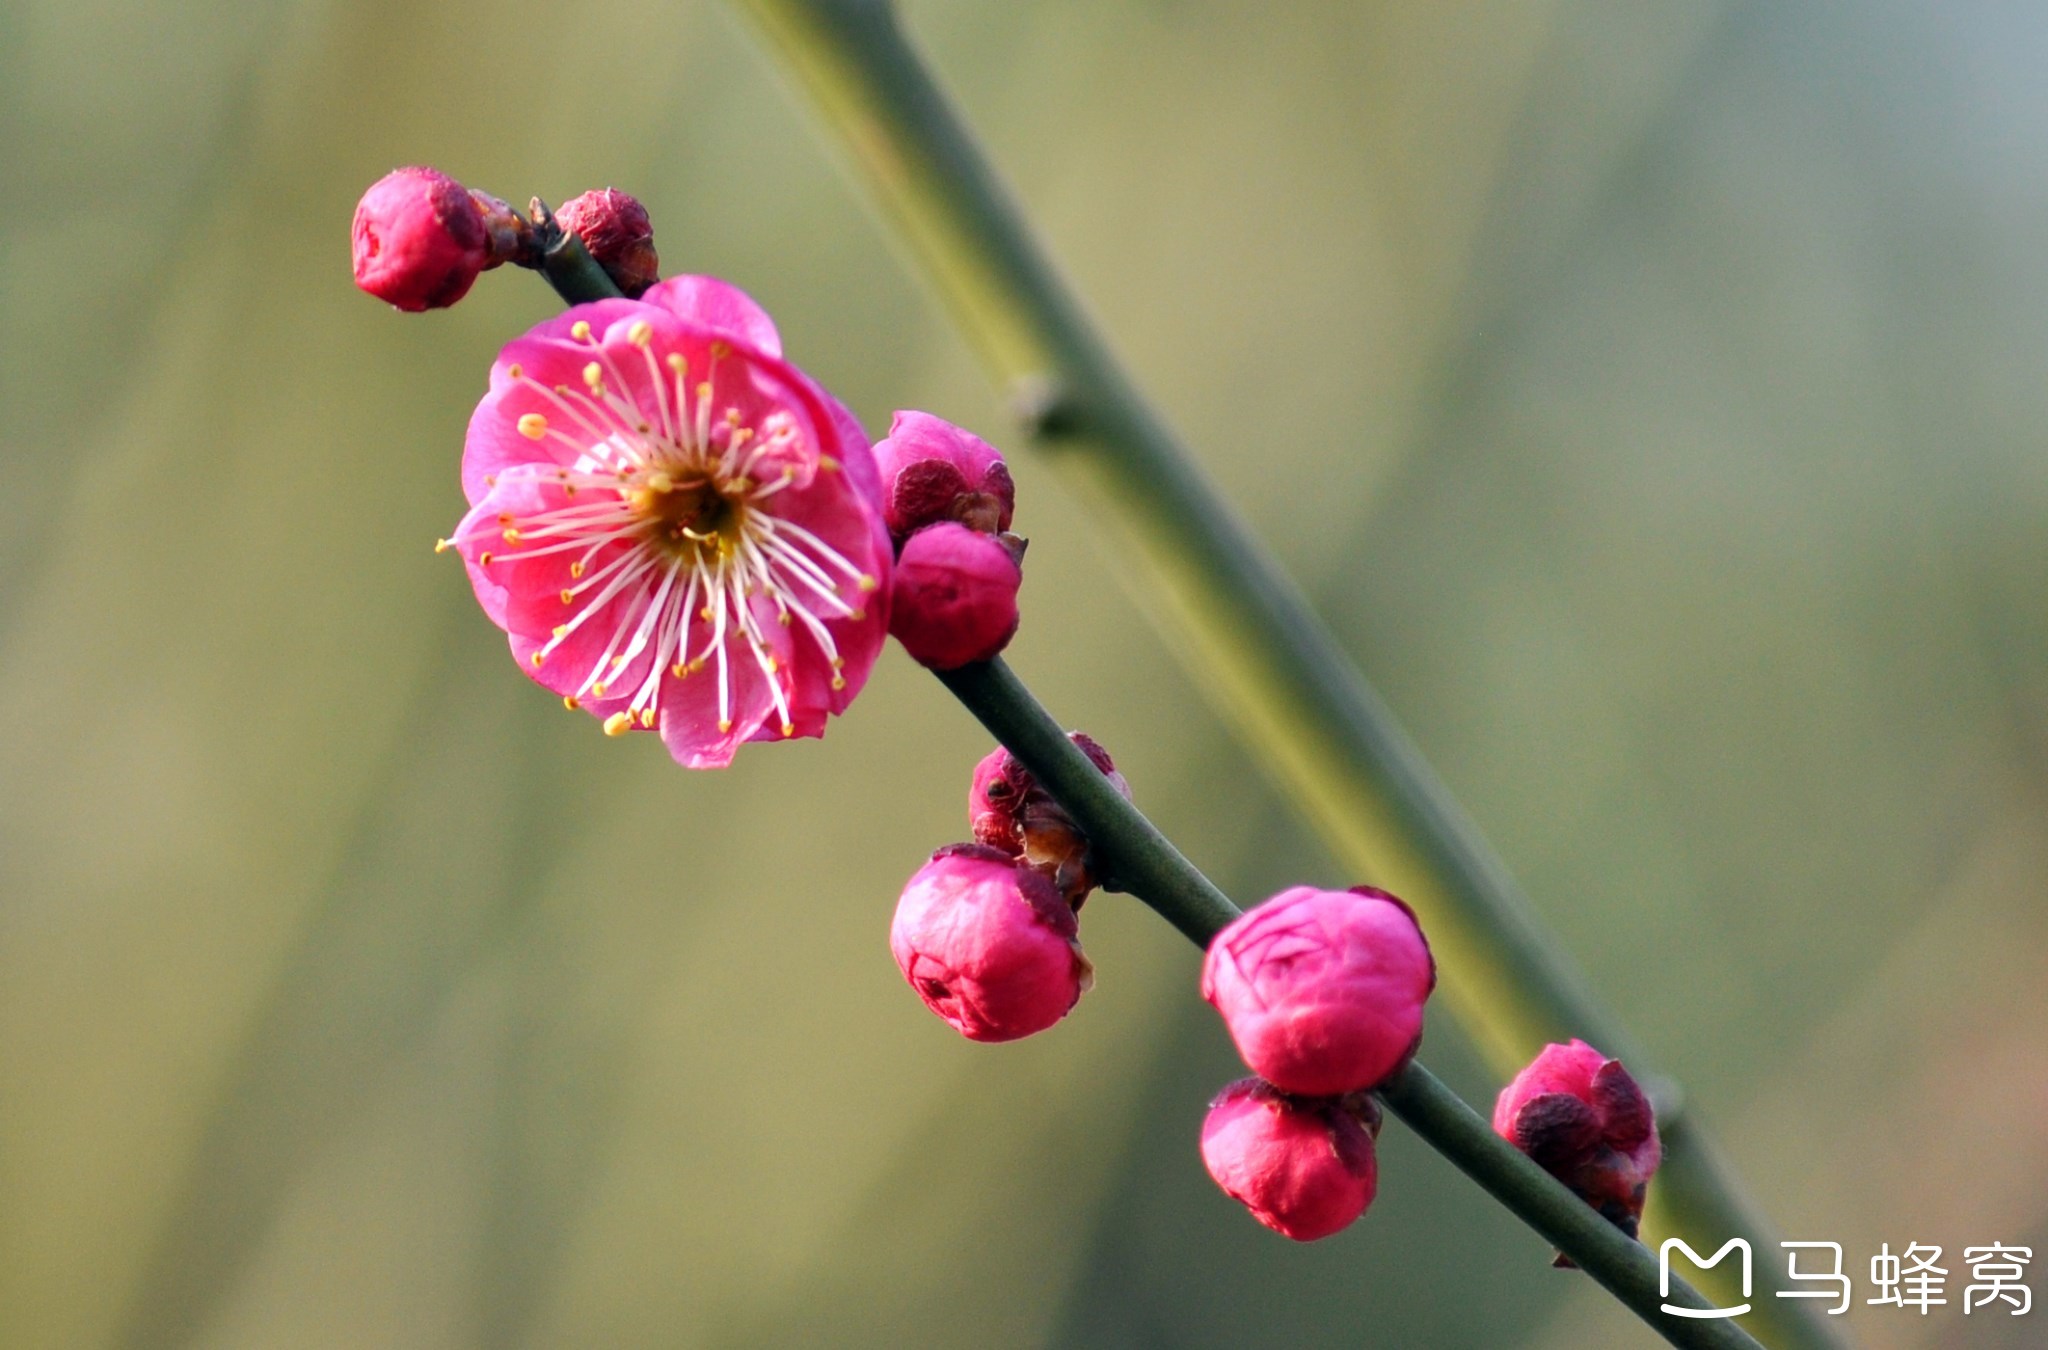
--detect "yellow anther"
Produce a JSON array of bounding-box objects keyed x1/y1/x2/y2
[
  {"x1": 778, "y1": 612, "x2": 792, "y2": 627},
  {"x1": 628, "y1": 320, "x2": 653, "y2": 347},
  {"x1": 696, "y1": 381, "x2": 714, "y2": 405},
  {"x1": 637, "y1": 422, "x2": 651, "y2": 434},
  {"x1": 602, "y1": 712, "x2": 632, "y2": 736},
  {"x1": 819, "y1": 455, "x2": 840, "y2": 473},
  {"x1": 479, "y1": 551, "x2": 494, "y2": 566},
  {"x1": 610, "y1": 654, "x2": 628, "y2": 669},
  {"x1": 433, "y1": 538, "x2": 451, "y2": 553},
  {"x1": 507, "y1": 363, "x2": 523, "y2": 379},
  {"x1": 517, "y1": 413, "x2": 548, "y2": 440},
  {"x1": 560, "y1": 589, "x2": 574, "y2": 604},
  {"x1": 568, "y1": 562, "x2": 584, "y2": 579},
  {"x1": 552, "y1": 625, "x2": 568, "y2": 639},
  {"x1": 484, "y1": 473, "x2": 498, "y2": 487},
  {"x1": 857, "y1": 574, "x2": 879, "y2": 593},
  {"x1": 665, "y1": 353, "x2": 687, "y2": 374},
  {"x1": 709, "y1": 340, "x2": 730, "y2": 359},
  {"x1": 671, "y1": 662, "x2": 687, "y2": 678},
  {"x1": 779, "y1": 721, "x2": 795, "y2": 737},
  {"x1": 850, "y1": 608, "x2": 866, "y2": 621},
  {"x1": 689, "y1": 657, "x2": 707, "y2": 673},
  {"x1": 717, "y1": 718, "x2": 733, "y2": 733},
  {"x1": 501, "y1": 527, "x2": 521, "y2": 543},
  {"x1": 639, "y1": 708, "x2": 658, "y2": 728},
  {"x1": 592, "y1": 681, "x2": 609, "y2": 697},
  {"x1": 583, "y1": 362, "x2": 604, "y2": 392},
  {"x1": 764, "y1": 656, "x2": 778, "y2": 673},
  {"x1": 530, "y1": 651, "x2": 545, "y2": 668},
  {"x1": 831, "y1": 676, "x2": 846, "y2": 691},
  {"x1": 571, "y1": 320, "x2": 592, "y2": 342},
  {"x1": 724, "y1": 408, "x2": 741, "y2": 424},
  {"x1": 563, "y1": 695, "x2": 580, "y2": 710},
  {"x1": 699, "y1": 606, "x2": 714, "y2": 621},
  {"x1": 647, "y1": 471, "x2": 675, "y2": 493}
]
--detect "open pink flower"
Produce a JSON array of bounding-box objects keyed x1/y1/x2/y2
[{"x1": 441, "y1": 276, "x2": 891, "y2": 767}]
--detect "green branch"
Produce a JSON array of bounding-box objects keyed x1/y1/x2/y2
[
  {"x1": 725, "y1": 2, "x2": 1842, "y2": 1344},
  {"x1": 938, "y1": 659, "x2": 1757, "y2": 1350}
]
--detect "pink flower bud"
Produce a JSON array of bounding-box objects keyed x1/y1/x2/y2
[
  {"x1": 888, "y1": 522, "x2": 1021, "y2": 669},
  {"x1": 873, "y1": 411, "x2": 1016, "y2": 546},
  {"x1": 351, "y1": 167, "x2": 491, "y2": 312},
  {"x1": 1493, "y1": 1039, "x2": 1661, "y2": 1239},
  {"x1": 555, "y1": 188, "x2": 660, "y2": 297},
  {"x1": 891, "y1": 844, "x2": 1092, "y2": 1042},
  {"x1": 969, "y1": 733, "x2": 1128, "y2": 906},
  {"x1": 1201, "y1": 886, "x2": 1436, "y2": 1097},
  {"x1": 1200, "y1": 1078, "x2": 1379, "y2": 1241}
]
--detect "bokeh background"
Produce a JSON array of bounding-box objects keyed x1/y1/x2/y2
[{"x1": 5, "y1": 0, "x2": 2047, "y2": 1346}]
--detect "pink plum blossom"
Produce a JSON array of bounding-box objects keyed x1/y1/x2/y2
[
  {"x1": 969, "y1": 733, "x2": 1128, "y2": 906},
  {"x1": 556, "y1": 188, "x2": 660, "y2": 297},
  {"x1": 887, "y1": 522, "x2": 1021, "y2": 669},
  {"x1": 1200, "y1": 1078, "x2": 1380, "y2": 1241},
  {"x1": 872, "y1": 410, "x2": 1016, "y2": 545},
  {"x1": 440, "y1": 275, "x2": 891, "y2": 767},
  {"x1": 1493, "y1": 1039, "x2": 1661, "y2": 1240},
  {"x1": 1201, "y1": 885, "x2": 1436, "y2": 1097},
  {"x1": 352, "y1": 167, "x2": 491, "y2": 311},
  {"x1": 890, "y1": 843, "x2": 1092, "y2": 1042}
]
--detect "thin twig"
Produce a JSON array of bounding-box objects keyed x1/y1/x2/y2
[{"x1": 726, "y1": 2, "x2": 1840, "y2": 1341}]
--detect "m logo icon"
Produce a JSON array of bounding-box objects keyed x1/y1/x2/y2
[{"x1": 1660, "y1": 1238, "x2": 1753, "y2": 1318}]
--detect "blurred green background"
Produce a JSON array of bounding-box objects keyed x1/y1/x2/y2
[{"x1": 4, "y1": 0, "x2": 2046, "y2": 1346}]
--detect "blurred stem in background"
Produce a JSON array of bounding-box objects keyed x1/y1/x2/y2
[{"x1": 723, "y1": 1, "x2": 1847, "y2": 1344}]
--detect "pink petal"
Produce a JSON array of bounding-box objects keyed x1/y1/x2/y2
[{"x1": 638, "y1": 275, "x2": 783, "y2": 356}]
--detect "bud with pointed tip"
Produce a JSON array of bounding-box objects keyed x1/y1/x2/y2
[
  {"x1": 873, "y1": 411, "x2": 1017, "y2": 547},
  {"x1": 888, "y1": 522, "x2": 1022, "y2": 669},
  {"x1": 1201, "y1": 885, "x2": 1436, "y2": 1097},
  {"x1": 1200, "y1": 1077, "x2": 1380, "y2": 1241},
  {"x1": 970, "y1": 733, "x2": 1128, "y2": 906},
  {"x1": 1492, "y1": 1039, "x2": 1661, "y2": 1241},
  {"x1": 555, "y1": 187, "x2": 660, "y2": 297},
  {"x1": 351, "y1": 167, "x2": 491, "y2": 311},
  {"x1": 890, "y1": 843, "x2": 1092, "y2": 1042}
]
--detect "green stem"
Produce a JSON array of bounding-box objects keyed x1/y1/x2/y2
[
  {"x1": 728, "y1": 3, "x2": 1841, "y2": 1343},
  {"x1": 539, "y1": 229, "x2": 623, "y2": 305},
  {"x1": 938, "y1": 660, "x2": 1756, "y2": 1350}
]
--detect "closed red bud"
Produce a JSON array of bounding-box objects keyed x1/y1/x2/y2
[
  {"x1": 873, "y1": 411, "x2": 1016, "y2": 546},
  {"x1": 888, "y1": 522, "x2": 1021, "y2": 670},
  {"x1": 1493, "y1": 1040, "x2": 1661, "y2": 1241},
  {"x1": 1200, "y1": 1078, "x2": 1379, "y2": 1241},
  {"x1": 1201, "y1": 885, "x2": 1436, "y2": 1097},
  {"x1": 890, "y1": 843, "x2": 1091, "y2": 1042},
  {"x1": 969, "y1": 733, "x2": 1128, "y2": 906},
  {"x1": 556, "y1": 188, "x2": 660, "y2": 297},
  {"x1": 351, "y1": 167, "x2": 490, "y2": 311}
]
